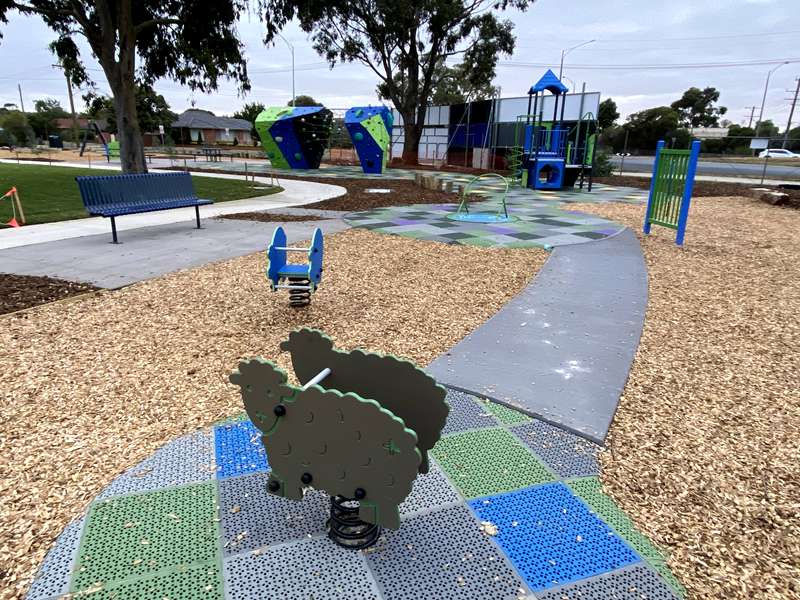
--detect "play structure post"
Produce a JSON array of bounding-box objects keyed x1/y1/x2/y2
[
  {"x1": 643, "y1": 139, "x2": 701, "y2": 246},
  {"x1": 642, "y1": 140, "x2": 664, "y2": 236},
  {"x1": 675, "y1": 140, "x2": 701, "y2": 245}
]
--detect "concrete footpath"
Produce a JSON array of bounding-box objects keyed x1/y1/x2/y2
[
  {"x1": 0, "y1": 160, "x2": 346, "y2": 250},
  {"x1": 0, "y1": 217, "x2": 349, "y2": 288},
  {"x1": 427, "y1": 228, "x2": 648, "y2": 444}
]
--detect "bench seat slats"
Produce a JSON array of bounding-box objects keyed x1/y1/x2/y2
[
  {"x1": 75, "y1": 172, "x2": 214, "y2": 242},
  {"x1": 87, "y1": 198, "x2": 213, "y2": 217}
]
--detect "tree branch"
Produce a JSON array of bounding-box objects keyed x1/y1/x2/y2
[{"x1": 134, "y1": 18, "x2": 182, "y2": 35}]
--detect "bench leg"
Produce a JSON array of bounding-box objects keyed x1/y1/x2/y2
[
  {"x1": 110, "y1": 216, "x2": 119, "y2": 244},
  {"x1": 195, "y1": 205, "x2": 202, "y2": 229}
]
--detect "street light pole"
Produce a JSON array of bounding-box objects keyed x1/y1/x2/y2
[
  {"x1": 277, "y1": 33, "x2": 295, "y2": 107},
  {"x1": 756, "y1": 61, "x2": 789, "y2": 137},
  {"x1": 559, "y1": 39, "x2": 595, "y2": 80}
]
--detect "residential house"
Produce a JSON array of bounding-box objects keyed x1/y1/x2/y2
[{"x1": 171, "y1": 109, "x2": 252, "y2": 145}]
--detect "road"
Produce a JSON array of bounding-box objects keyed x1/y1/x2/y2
[{"x1": 610, "y1": 155, "x2": 800, "y2": 181}]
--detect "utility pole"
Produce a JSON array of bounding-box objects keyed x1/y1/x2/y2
[
  {"x1": 65, "y1": 71, "x2": 80, "y2": 146},
  {"x1": 53, "y1": 63, "x2": 80, "y2": 146},
  {"x1": 559, "y1": 39, "x2": 595, "y2": 80},
  {"x1": 757, "y1": 61, "x2": 789, "y2": 137},
  {"x1": 782, "y1": 78, "x2": 800, "y2": 149},
  {"x1": 277, "y1": 33, "x2": 295, "y2": 107},
  {"x1": 745, "y1": 106, "x2": 758, "y2": 129},
  {"x1": 17, "y1": 83, "x2": 26, "y2": 113}
]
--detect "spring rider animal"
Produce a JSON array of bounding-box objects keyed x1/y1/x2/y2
[
  {"x1": 229, "y1": 328, "x2": 450, "y2": 548},
  {"x1": 266, "y1": 226, "x2": 323, "y2": 307}
]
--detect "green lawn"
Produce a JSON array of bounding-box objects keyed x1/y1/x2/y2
[{"x1": 0, "y1": 164, "x2": 281, "y2": 225}]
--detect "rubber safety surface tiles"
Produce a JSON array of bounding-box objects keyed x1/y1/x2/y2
[
  {"x1": 344, "y1": 201, "x2": 626, "y2": 249},
  {"x1": 28, "y1": 389, "x2": 682, "y2": 599}
]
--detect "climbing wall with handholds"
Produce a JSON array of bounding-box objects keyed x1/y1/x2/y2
[
  {"x1": 344, "y1": 106, "x2": 393, "y2": 174},
  {"x1": 254, "y1": 106, "x2": 333, "y2": 169}
]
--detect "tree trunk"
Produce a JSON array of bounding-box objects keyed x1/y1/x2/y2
[
  {"x1": 113, "y1": 82, "x2": 147, "y2": 173},
  {"x1": 401, "y1": 119, "x2": 422, "y2": 165}
]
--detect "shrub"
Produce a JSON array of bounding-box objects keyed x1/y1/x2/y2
[{"x1": 593, "y1": 151, "x2": 614, "y2": 177}]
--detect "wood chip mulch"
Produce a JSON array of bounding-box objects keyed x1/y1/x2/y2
[
  {"x1": 0, "y1": 229, "x2": 546, "y2": 599},
  {"x1": 0, "y1": 274, "x2": 99, "y2": 315},
  {"x1": 216, "y1": 212, "x2": 326, "y2": 222},
  {"x1": 275, "y1": 176, "x2": 462, "y2": 212},
  {"x1": 596, "y1": 175, "x2": 800, "y2": 203},
  {"x1": 565, "y1": 197, "x2": 800, "y2": 599},
  {"x1": 180, "y1": 167, "x2": 461, "y2": 212}
]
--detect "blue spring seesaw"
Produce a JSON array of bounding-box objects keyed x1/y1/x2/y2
[{"x1": 266, "y1": 226, "x2": 324, "y2": 307}]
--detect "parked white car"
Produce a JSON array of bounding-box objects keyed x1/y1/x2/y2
[{"x1": 758, "y1": 148, "x2": 800, "y2": 159}]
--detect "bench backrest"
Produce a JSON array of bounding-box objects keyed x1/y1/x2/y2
[{"x1": 75, "y1": 172, "x2": 198, "y2": 210}]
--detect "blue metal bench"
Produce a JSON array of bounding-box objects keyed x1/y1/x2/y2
[{"x1": 75, "y1": 172, "x2": 213, "y2": 243}]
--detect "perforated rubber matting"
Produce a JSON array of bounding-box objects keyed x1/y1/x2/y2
[{"x1": 28, "y1": 392, "x2": 683, "y2": 599}]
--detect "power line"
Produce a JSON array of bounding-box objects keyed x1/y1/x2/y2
[
  {"x1": 497, "y1": 57, "x2": 800, "y2": 71},
  {"x1": 588, "y1": 29, "x2": 800, "y2": 43}
]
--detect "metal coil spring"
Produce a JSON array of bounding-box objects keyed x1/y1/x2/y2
[
  {"x1": 287, "y1": 277, "x2": 311, "y2": 308},
  {"x1": 326, "y1": 495, "x2": 381, "y2": 550}
]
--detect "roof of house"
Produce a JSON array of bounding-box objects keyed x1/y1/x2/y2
[
  {"x1": 55, "y1": 117, "x2": 90, "y2": 129},
  {"x1": 172, "y1": 109, "x2": 251, "y2": 131}
]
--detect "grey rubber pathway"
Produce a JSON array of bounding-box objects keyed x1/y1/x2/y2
[
  {"x1": 0, "y1": 217, "x2": 349, "y2": 288},
  {"x1": 427, "y1": 228, "x2": 647, "y2": 444}
]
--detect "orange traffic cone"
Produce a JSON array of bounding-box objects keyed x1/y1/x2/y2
[{"x1": 6, "y1": 217, "x2": 19, "y2": 228}]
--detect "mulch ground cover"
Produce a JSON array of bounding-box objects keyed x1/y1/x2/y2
[
  {"x1": 568, "y1": 196, "x2": 800, "y2": 599},
  {"x1": 216, "y1": 212, "x2": 325, "y2": 222},
  {"x1": 596, "y1": 175, "x2": 800, "y2": 204},
  {"x1": 0, "y1": 229, "x2": 546, "y2": 599},
  {"x1": 0, "y1": 273, "x2": 98, "y2": 315},
  {"x1": 301, "y1": 178, "x2": 459, "y2": 211},
  {"x1": 181, "y1": 168, "x2": 462, "y2": 211}
]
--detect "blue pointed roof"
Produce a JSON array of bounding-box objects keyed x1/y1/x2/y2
[{"x1": 529, "y1": 69, "x2": 569, "y2": 95}]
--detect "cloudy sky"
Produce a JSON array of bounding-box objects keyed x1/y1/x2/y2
[{"x1": 0, "y1": 0, "x2": 798, "y2": 128}]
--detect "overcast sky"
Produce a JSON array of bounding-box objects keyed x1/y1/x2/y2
[{"x1": 0, "y1": 0, "x2": 798, "y2": 128}]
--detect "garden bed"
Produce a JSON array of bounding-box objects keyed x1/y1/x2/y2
[
  {"x1": 567, "y1": 196, "x2": 799, "y2": 599},
  {"x1": 0, "y1": 273, "x2": 98, "y2": 315},
  {"x1": 0, "y1": 229, "x2": 546, "y2": 599},
  {"x1": 596, "y1": 174, "x2": 800, "y2": 204},
  {"x1": 216, "y1": 211, "x2": 326, "y2": 222}
]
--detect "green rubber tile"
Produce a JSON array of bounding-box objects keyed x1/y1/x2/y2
[
  {"x1": 72, "y1": 562, "x2": 223, "y2": 599},
  {"x1": 71, "y1": 482, "x2": 220, "y2": 593},
  {"x1": 477, "y1": 399, "x2": 533, "y2": 425},
  {"x1": 431, "y1": 427, "x2": 554, "y2": 498},
  {"x1": 568, "y1": 477, "x2": 686, "y2": 597},
  {"x1": 214, "y1": 412, "x2": 249, "y2": 426}
]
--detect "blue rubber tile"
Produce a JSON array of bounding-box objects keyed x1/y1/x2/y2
[
  {"x1": 511, "y1": 420, "x2": 600, "y2": 479},
  {"x1": 365, "y1": 504, "x2": 528, "y2": 600},
  {"x1": 214, "y1": 420, "x2": 269, "y2": 479},
  {"x1": 218, "y1": 471, "x2": 328, "y2": 555},
  {"x1": 469, "y1": 483, "x2": 639, "y2": 593}
]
